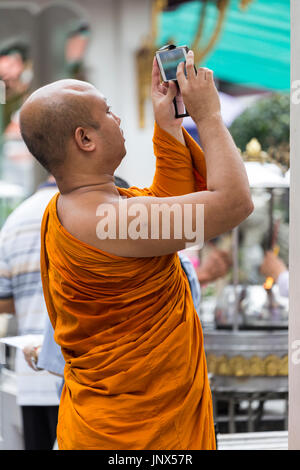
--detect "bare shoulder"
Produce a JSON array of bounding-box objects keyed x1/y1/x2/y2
[
  {"x1": 56, "y1": 191, "x2": 195, "y2": 258},
  {"x1": 56, "y1": 192, "x2": 106, "y2": 247}
]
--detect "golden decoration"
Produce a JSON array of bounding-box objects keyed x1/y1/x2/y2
[
  {"x1": 206, "y1": 353, "x2": 219, "y2": 374},
  {"x1": 217, "y1": 355, "x2": 231, "y2": 375},
  {"x1": 136, "y1": 0, "x2": 255, "y2": 128},
  {"x1": 242, "y1": 138, "x2": 268, "y2": 163},
  {"x1": 228, "y1": 355, "x2": 250, "y2": 377},
  {"x1": 265, "y1": 354, "x2": 281, "y2": 376},
  {"x1": 206, "y1": 353, "x2": 288, "y2": 377},
  {"x1": 242, "y1": 137, "x2": 290, "y2": 172},
  {"x1": 193, "y1": 0, "x2": 230, "y2": 66},
  {"x1": 278, "y1": 355, "x2": 288, "y2": 376},
  {"x1": 246, "y1": 138, "x2": 263, "y2": 158},
  {"x1": 249, "y1": 356, "x2": 265, "y2": 376}
]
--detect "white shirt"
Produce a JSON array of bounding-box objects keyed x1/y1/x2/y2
[{"x1": 0, "y1": 185, "x2": 60, "y2": 406}]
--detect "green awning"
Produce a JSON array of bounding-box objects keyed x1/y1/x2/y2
[{"x1": 157, "y1": 0, "x2": 290, "y2": 91}]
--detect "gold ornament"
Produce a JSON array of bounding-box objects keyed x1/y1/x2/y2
[
  {"x1": 242, "y1": 137, "x2": 289, "y2": 172},
  {"x1": 206, "y1": 353, "x2": 288, "y2": 377},
  {"x1": 249, "y1": 356, "x2": 265, "y2": 376}
]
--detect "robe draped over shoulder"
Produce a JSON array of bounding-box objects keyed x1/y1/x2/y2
[{"x1": 40, "y1": 123, "x2": 216, "y2": 450}]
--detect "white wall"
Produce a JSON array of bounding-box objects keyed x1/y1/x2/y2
[{"x1": 81, "y1": 0, "x2": 156, "y2": 188}]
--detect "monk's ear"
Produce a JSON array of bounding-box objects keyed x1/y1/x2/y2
[{"x1": 74, "y1": 127, "x2": 96, "y2": 152}]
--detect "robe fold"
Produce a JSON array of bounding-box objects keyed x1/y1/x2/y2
[{"x1": 40, "y1": 123, "x2": 216, "y2": 450}]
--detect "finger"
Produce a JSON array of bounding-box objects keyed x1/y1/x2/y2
[
  {"x1": 151, "y1": 56, "x2": 161, "y2": 92},
  {"x1": 185, "y1": 50, "x2": 196, "y2": 80},
  {"x1": 197, "y1": 67, "x2": 208, "y2": 81},
  {"x1": 200, "y1": 67, "x2": 214, "y2": 83},
  {"x1": 205, "y1": 68, "x2": 214, "y2": 83},
  {"x1": 176, "y1": 61, "x2": 187, "y2": 89}
]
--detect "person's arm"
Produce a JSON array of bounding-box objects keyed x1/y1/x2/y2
[
  {"x1": 149, "y1": 123, "x2": 196, "y2": 197},
  {"x1": 260, "y1": 251, "x2": 289, "y2": 297},
  {"x1": 176, "y1": 51, "x2": 253, "y2": 231},
  {"x1": 23, "y1": 343, "x2": 64, "y2": 377},
  {"x1": 197, "y1": 249, "x2": 231, "y2": 284},
  {"x1": 260, "y1": 251, "x2": 287, "y2": 281},
  {"x1": 148, "y1": 58, "x2": 206, "y2": 198}
]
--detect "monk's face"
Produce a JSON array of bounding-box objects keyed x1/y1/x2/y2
[
  {"x1": 20, "y1": 79, "x2": 127, "y2": 176},
  {"x1": 88, "y1": 91, "x2": 126, "y2": 168}
]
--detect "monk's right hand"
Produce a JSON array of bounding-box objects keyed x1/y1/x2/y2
[
  {"x1": 151, "y1": 56, "x2": 184, "y2": 137},
  {"x1": 176, "y1": 50, "x2": 221, "y2": 126}
]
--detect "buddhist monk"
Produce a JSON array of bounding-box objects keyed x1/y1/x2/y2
[{"x1": 19, "y1": 50, "x2": 253, "y2": 450}]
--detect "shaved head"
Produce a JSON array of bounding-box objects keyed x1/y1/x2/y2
[{"x1": 20, "y1": 79, "x2": 101, "y2": 173}]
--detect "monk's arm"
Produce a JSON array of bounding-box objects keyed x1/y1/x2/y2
[
  {"x1": 91, "y1": 114, "x2": 253, "y2": 257},
  {"x1": 148, "y1": 57, "x2": 205, "y2": 198},
  {"x1": 148, "y1": 122, "x2": 206, "y2": 197}
]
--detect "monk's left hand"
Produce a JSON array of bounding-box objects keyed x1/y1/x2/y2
[{"x1": 151, "y1": 57, "x2": 184, "y2": 138}]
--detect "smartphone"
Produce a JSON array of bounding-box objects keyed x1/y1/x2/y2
[{"x1": 155, "y1": 46, "x2": 188, "y2": 82}]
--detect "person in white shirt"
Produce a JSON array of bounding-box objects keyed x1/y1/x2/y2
[{"x1": 0, "y1": 178, "x2": 61, "y2": 450}]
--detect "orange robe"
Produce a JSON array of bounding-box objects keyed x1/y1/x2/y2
[{"x1": 40, "y1": 123, "x2": 216, "y2": 450}]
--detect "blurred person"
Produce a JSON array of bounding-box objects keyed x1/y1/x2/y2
[
  {"x1": 260, "y1": 250, "x2": 289, "y2": 297},
  {"x1": 65, "y1": 22, "x2": 91, "y2": 81},
  {"x1": 0, "y1": 176, "x2": 60, "y2": 450},
  {"x1": 0, "y1": 44, "x2": 36, "y2": 194},
  {"x1": 197, "y1": 247, "x2": 231, "y2": 285},
  {"x1": 19, "y1": 50, "x2": 253, "y2": 450},
  {"x1": 0, "y1": 43, "x2": 32, "y2": 128}
]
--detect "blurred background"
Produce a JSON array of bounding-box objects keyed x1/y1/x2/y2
[{"x1": 0, "y1": 0, "x2": 290, "y2": 450}]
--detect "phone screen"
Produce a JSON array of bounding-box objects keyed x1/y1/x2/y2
[{"x1": 158, "y1": 47, "x2": 186, "y2": 81}]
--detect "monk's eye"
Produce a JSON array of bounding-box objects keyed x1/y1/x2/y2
[{"x1": 106, "y1": 106, "x2": 112, "y2": 114}]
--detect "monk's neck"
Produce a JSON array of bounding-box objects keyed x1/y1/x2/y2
[{"x1": 56, "y1": 173, "x2": 118, "y2": 196}]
